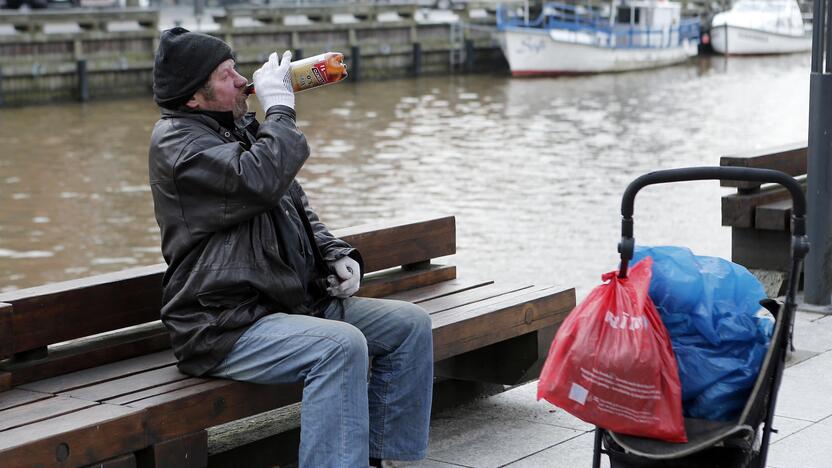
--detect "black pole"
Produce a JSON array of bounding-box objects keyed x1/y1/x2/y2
[
  {"x1": 805, "y1": 0, "x2": 832, "y2": 305},
  {"x1": 0, "y1": 65, "x2": 4, "y2": 107},
  {"x1": 412, "y1": 42, "x2": 422, "y2": 76},
  {"x1": 293, "y1": 48, "x2": 303, "y2": 61},
  {"x1": 76, "y1": 59, "x2": 89, "y2": 102},
  {"x1": 350, "y1": 45, "x2": 361, "y2": 82},
  {"x1": 464, "y1": 39, "x2": 475, "y2": 72}
]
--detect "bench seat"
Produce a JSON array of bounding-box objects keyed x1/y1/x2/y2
[
  {"x1": 0, "y1": 216, "x2": 575, "y2": 468},
  {"x1": 720, "y1": 143, "x2": 806, "y2": 272}
]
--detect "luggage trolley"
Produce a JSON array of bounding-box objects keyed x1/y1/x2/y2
[{"x1": 592, "y1": 167, "x2": 809, "y2": 468}]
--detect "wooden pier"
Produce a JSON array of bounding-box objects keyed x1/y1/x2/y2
[{"x1": 0, "y1": 3, "x2": 506, "y2": 106}]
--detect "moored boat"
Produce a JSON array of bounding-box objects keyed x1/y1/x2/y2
[
  {"x1": 496, "y1": 1, "x2": 700, "y2": 75},
  {"x1": 710, "y1": 0, "x2": 811, "y2": 55}
]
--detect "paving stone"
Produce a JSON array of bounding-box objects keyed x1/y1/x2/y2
[
  {"x1": 503, "y1": 431, "x2": 609, "y2": 468},
  {"x1": 766, "y1": 420, "x2": 832, "y2": 468},
  {"x1": 769, "y1": 415, "x2": 814, "y2": 444},
  {"x1": 441, "y1": 381, "x2": 593, "y2": 432},
  {"x1": 791, "y1": 313, "x2": 832, "y2": 354},
  {"x1": 423, "y1": 414, "x2": 582, "y2": 468},
  {"x1": 386, "y1": 459, "x2": 467, "y2": 468},
  {"x1": 776, "y1": 351, "x2": 832, "y2": 422},
  {"x1": 786, "y1": 348, "x2": 819, "y2": 368}
]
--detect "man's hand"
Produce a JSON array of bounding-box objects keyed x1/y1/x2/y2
[
  {"x1": 327, "y1": 256, "x2": 360, "y2": 298},
  {"x1": 252, "y1": 51, "x2": 294, "y2": 112}
]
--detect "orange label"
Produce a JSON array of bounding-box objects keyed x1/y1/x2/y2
[{"x1": 291, "y1": 59, "x2": 331, "y2": 91}]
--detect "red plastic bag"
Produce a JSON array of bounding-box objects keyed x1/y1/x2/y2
[{"x1": 537, "y1": 257, "x2": 687, "y2": 442}]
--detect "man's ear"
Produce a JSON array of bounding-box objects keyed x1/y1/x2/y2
[{"x1": 185, "y1": 95, "x2": 200, "y2": 110}]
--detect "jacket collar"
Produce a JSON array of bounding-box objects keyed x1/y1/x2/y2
[{"x1": 160, "y1": 108, "x2": 256, "y2": 133}]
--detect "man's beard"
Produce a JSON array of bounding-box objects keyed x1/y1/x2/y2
[{"x1": 232, "y1": 95, "x2": 248, "y2": 121}]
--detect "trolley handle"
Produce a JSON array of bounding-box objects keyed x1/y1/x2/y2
[{"x1": 618, "y1": 166, "x2": 808, "y2": 278}]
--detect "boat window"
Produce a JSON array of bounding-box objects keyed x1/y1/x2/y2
[{"x1": 616, "y1": 6, "x2": 639, "y2": 24}]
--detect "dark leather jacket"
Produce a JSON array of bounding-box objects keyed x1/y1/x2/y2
[{"x1": 148, "y1": 106, "x2": 361, "y2": 376}]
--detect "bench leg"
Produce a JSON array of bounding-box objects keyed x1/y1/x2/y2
[
  {"x1": 0, "y1": 371, "x2": 10, "y2": 392},
  {"x1": 434, "y1": 327, "x2": 554, "y2": 386},
  {"x1": 137, "y1": 431, "x2": 208, "y2": 468},
  {"x1": 83, "y1": 453, "x2": 137, "y2": 468}
]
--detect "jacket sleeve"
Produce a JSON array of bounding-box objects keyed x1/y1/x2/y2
[
  {"x1": 296, "y1": 184, "x2": 365, "y2": 279},
  {"x1": 173, "y1": 108, "x2": 309, "y2": 237}
]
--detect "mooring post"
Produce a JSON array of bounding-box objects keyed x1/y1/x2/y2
[
  {"x1": 464, "y1": 39, "x2": 475, "y2": 72},
  {"x1": 76, "y1": 59, "x2": 89, "y2": 102},
  {"x1": 412, "y1": 42, "x2": 422, "y2": 76},
  {"x1": 805, "y1": 0, "x2": 832, "y2": 305},
  {"x1": 351, "y1": 45, "x2": 361, "y2": 82}
]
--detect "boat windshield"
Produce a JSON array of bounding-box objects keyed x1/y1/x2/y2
[{"x1": 732, "y1": 0, "x2": 789, "y2": 12}]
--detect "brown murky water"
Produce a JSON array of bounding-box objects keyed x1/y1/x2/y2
[{"x1": 0, "y1": 53, "x2": 811, "y2": 297}]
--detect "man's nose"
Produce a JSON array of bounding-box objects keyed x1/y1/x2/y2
[{"x1": 234, "y1": 72, "x2": 248, "y2": 88}]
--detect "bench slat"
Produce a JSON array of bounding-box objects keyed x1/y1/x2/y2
[
  {"x1": 126, "y1": 380, "x2": 304, "y2": 444},
  {"x1": 719, "y1": 143, "x2": 806, "y2": 190},
  {"x1": 105, "y1": 378, "x2": 208, "y2": 406},
  {"x1": 432, "y1": 285, "x2": 575, "y2": 361},
  {"x1": 0, "y1": 303, "x2": 11, "y2": 360},
  {"x1": 62, "y1": 365, "x2": 188, "y2": 402},
  {"x1": 0, "y1": 404, "x2": 146, "y2": 467},
  {"x1": 419, "y1": 283, "x2": 534, "y2": 314},
  {"x1": 382, "y1": 278, "x2": 494, "y2": 304},
  {"x1": 1, "y1": 265, "x2": 165, "y2": 359},
  {"x1": 335, "y1": 216, "x2": 455, "y2": 272},
  {"x1": 721, "y1": 185, "x2": 794, "y2": 228},
  {"x1": 4, "y1": 322, "x2": 170, "y2": 389},
  {"x1": 755, "y1": 198, "x2": 793, "y2": 231},
  {"x1": 19, "y1": 351, "x2": 176, "y2": 394},
  {"x1": 358, "y1": 264, "x2": 457, "y2": 298},
  {"x1": 0, "y1": 396, "x2": 97, "y2": 432},
  {"x1": 0, "y1": 389, "x2": 51, "y2": 412}
]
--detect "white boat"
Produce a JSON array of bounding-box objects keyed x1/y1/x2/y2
[
  {"x1": 710, "y1": 0, "x2": 811, "y2": 55},
  {"x1": 496, "y1": 1, "x2": 700, "y2": 75}
]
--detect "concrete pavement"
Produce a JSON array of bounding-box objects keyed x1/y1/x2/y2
[{"x1": 390, "y1": 310, "x2": 832, "y2": 468}]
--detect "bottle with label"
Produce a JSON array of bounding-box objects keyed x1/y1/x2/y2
[{"x1": 246, "y1": 52, "x2": 347, "y2": 95}]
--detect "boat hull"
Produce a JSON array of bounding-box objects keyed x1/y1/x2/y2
[
  {"x1": 497, "y1": 27, "x2": 698, "y2": 75},
  {"x1": 710, "y1": 24, "x2": 811, "y2": 55}
]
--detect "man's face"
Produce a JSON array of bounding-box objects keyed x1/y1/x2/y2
[{"x1": 188, "y1": 59, "x2": 249, "y2": 120}]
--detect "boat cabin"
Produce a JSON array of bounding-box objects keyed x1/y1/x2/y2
[{"x1": 614, "y1": 1, "x2": 682, "y2": 47}]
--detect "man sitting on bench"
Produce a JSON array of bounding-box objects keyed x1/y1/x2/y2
[{"x1": 148, "y1": 27, "x2": 433, "y2": 467}]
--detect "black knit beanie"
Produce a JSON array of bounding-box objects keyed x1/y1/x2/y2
[{"x1": 152, "y1": 27, "x2": 234, "y2": 109}]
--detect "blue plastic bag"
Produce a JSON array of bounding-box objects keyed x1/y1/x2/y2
[{"x1": 632, "y1": 246, "x2": 773, "y2": 421}]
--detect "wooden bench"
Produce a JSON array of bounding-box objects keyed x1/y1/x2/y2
[
  {"x1": 720, "y1": 142, "x2": 806, "y2": 273},
  {"x1": 0, "y1": 215, "x2": 575, "y2": 468}
]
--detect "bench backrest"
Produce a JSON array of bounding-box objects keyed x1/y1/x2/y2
[
  {"x1": 0, "y1": 216, "x2": 455, "y2": 390},
  {"x1": 719, "y1": 142, "x2": 807, "y2": 191}
]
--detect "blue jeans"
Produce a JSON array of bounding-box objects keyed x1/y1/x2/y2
[{"x1": 207, "y1": 297, "x2": 433, "y2": 467}]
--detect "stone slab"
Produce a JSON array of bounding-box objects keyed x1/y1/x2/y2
[
  {"x1": 448, "y1": 381, "x2": 593, "y2": 432},
  {"x1": 766, "y1": 419, "x2": 832, "y2": 468},
  {"x1": 776, "y1": 350, "x2": 832, "y2": 422},
  {"x1": 502, "y1": 431, "x2": 608, "y2": 468},
  {"x1": 791, "y1": 312, "x2": 832, "y2": 354},
  {"x1": 769, "y1": 415, "x2": 814, "y2": 444},
  {"x1": 387, "y1": 459, "x2": 464, "y2": 468},
  {"x1": 418, "y1": 413, "x2": 582, "y2": 468}
]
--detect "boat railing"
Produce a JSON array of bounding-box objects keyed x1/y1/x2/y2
[{"x1": 497, "y1": 2, "x2": 700, "y2": 49}]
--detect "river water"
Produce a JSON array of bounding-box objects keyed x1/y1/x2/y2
[{"x1": 0, "y1": 53, "x2": 812, "y2": 298}]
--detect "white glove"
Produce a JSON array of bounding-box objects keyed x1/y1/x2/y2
[
  {"x1": 252, "y1": 50, "x2": 294, "y2": 111},
  {"x1": 327, "y1": 256, "x2": 360, "y2": 298}
]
